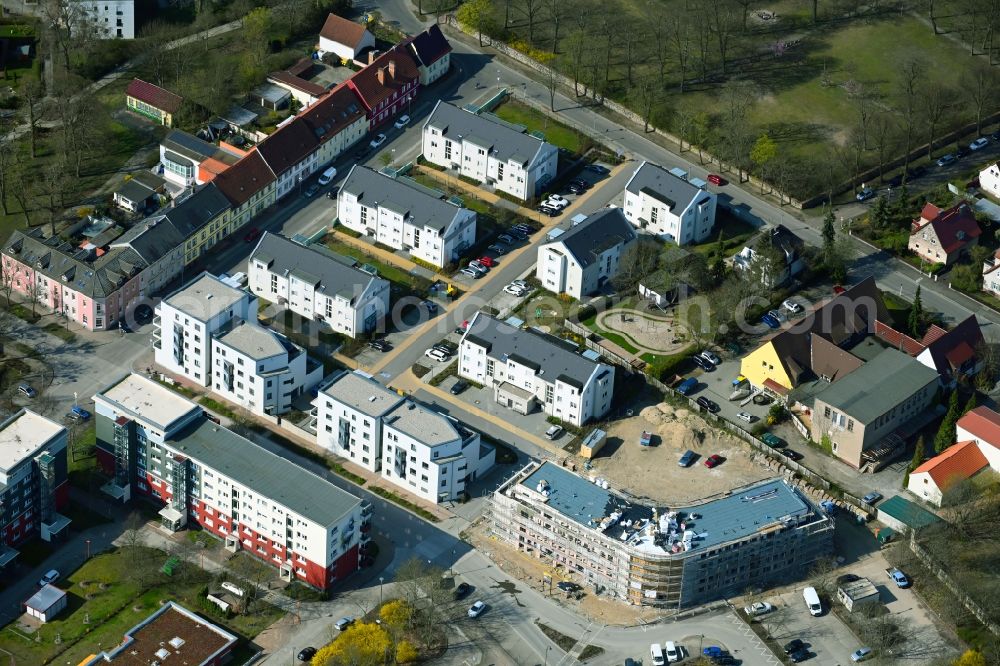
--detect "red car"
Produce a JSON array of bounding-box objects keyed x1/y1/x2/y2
[
  {"x1": 707, "y1": 174, "x2": 725, "y2": 186},
  {"x1": 243, "y1": 227, "x2": 261, "y2": 243},
  {"x1": 478, "y1": 256, "x2": 496, "y2": 267},
  {"x1": 704, "y1": 454, "x2": 724, "y2": 468}
]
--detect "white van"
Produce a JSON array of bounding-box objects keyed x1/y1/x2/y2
[
  {"x1": 650, "y1": 643, "x2": 665, "y2": 666},
  {"x1": 318, "y1": 166, "x2": 337, "y2": 185},
  {"x1": 665, "y1": 641, "x2": 680, "y2": 663},
  {"x1": 803, "y1": 586, "x2": 822, "y2": 616}
]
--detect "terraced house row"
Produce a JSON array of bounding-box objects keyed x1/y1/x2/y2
[{"x1": 0, "y1": 22, "x2": 451, "y2": 332}]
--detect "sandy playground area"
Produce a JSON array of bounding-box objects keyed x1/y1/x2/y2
[
  {"x1": 586, "y1": 403, "x2": 773, "y2": 504},
  {"x1": 596, "y1": 309, "x2": 690, "y2": 354}
]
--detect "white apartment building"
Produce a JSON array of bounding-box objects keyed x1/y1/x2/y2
[
  {"x1": 623, "y1": 162, "x2": 717, "y2": 245},
  {"x1": 421, "y1": 101, "x2": 558, "y2": 201},
  {"x1": 459, "y1": 313, "x2": 615, "y2": 426},
  {"x1": 536, "y1": 208, "x2": 636, "y2": 299},
  {"x1": 70, "y1": 0, "x2": 135, "y2": 39},
  {"x1": 981, "y1": 163, "x2": 1000, "y2": 199},
  {"x1": 93, "y1": 373, "x2": 370, "y2": 590},
  {"x1": 211, "y1": 321, "x2": 322, "y2": 416},
  {"x1": 337, "y1": 165, "x2": 477, "y2": 268},
  {"x1": 316, "y1": 371, "x2": 495, "y2": 503},
  {"x1": 248, "y1": 232, "x2": 389, "y2": 338},
  {"x1": 153, "y1": 273, "x2": 258, "y2": 386}
]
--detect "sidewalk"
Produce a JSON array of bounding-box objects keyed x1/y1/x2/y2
[{"x1": 391, "y1": 368, "x2": 564, "y2": 460}]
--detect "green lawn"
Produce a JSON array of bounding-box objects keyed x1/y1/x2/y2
[
  {"x1": 491, "y1": 100, "x2": 588, "y2": 155},
  {"x1": 688, "y1": 209, "x2": 758, "y2": 257},
  {"x1": 0, "y1": 548, "x2": 282, "y2": 665},
  {"x1": 324, "y1": 237, "x2": 428, "y2": 290}
]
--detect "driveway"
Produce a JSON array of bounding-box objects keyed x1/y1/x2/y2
[{"x1": 768, "y1": 586, "x2": 860, "y2": 665}]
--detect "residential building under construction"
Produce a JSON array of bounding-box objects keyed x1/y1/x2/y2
[{"x1": 488, "y1": 461, "x2": 834, "y2": 608}]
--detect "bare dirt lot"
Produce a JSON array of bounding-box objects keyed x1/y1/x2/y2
[{"x1": 587, "y1": 403, "x2": 773, "y2": 504}]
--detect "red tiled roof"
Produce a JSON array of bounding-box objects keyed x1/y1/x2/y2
[
  {"x1": 911, "y1": 440, "x2": 989, "y2": 492},
  {"x1": 957, "y1": 406, "x2": 1000, "y2": 448},
  {"x1": 762, "y1": 378, "x2": 790, "y2": 396},
  {"x1": 910, "y1": 201, "x2": 981, "y2": 254},
  {"x1": 254, "y1": 117, "x2": 320, "y2": 177},
  {"x1": 920, "y1": 325, "x2": 947, "y2": 345},
  {"x1": 212, "y1": 151, "x2": 275, "y2": 206},
  {"x1": 921, "y1": 315, "x2": 984, "y2": 376},
  {"x1": 320, "y1": 13, "x2": 370, "y2": 48},
  {"x1": 126, "y1": 78, "x2": 183, "y2": 114},
  {"x1": 299, "y1": 83, "x2": 366, "y2": 144},
  {"x1": 874, "y1": 320, "x2": 926, "y2": 356},
  {"x1": 346, "y1": 43, "x2": 420, "y2": 112}
]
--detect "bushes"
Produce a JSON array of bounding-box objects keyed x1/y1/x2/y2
[{"x1": 642, "y1": 351, "x2": 692, "y2": 381}]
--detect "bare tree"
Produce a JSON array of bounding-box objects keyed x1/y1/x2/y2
[
  {"x1": 543, "y1": 0, "x2": 570, "y2": 52},
  {"x1": 619, "y1": 21, "x2": 644, "y2": 87},
  {"x1": 722, "y1": 80, "x2": 757, "y2": 181},
  {"x1": 648, "y1": 3, "x2": 672, "y2": 81},
  {"x1": 25, "y1": 277, "x2": 43, "y2": 319},
  {"x1": 515, "y1": 0, "x2": 545, "y2": 46},
  {"x1": 545, "y1": 67, "x2": 558, "y2": 111},
  {"x1": 808, "y1": 555, "x2": 839, "y2": 596},
  {"x1": 629, "y1": 76, "x2": 663, "y2": 132},
  {"x1": 871, "y1": 112, "x2": 897, "y2": 183},
  {"x1": 20, "y1": 78, "x2": 45, "y2": 160},
  {"x1": 563, "y1": 30, "x2": 587, "y2": 96},
  {"x1": 708, "y1": 1, "x2": 739, "y2": 75},
  {"x1": 611, "y1": 238, "x2": 662, "y2": 295},
  {"x1": 229, "y1": 552, "x2": 274, "y2": 614},
  {"x1": 895, "y1": 55, "x2": 925, "y2": 176},
  {"x1": 963, "y1": 62, "x2": 997, "y2": 136},
  {"x1": 921, "y1": 83, "x2": 954, "y2": 163},
  {"x1": 668, "y1": 12, "x2": 693, "y2": 93}
]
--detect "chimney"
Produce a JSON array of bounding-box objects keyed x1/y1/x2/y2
[
  {"x1": 388, "y1": 60, "x2": 397, "y2": 79},
  {"x1": 368, "y1": 50, "x2": 378, "y2": 64},
  {"x1": 377, "y1": 67, "x2": 386, "y2": 85}
]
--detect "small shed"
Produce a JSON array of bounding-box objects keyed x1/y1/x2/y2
[
  {"x1": 579, "y1": 428, "x2": 607, "y2": 459},
  {"x1": 836, "y1": 578, "x2": 880, "y2": 612},
  {"x1": 877, "y1": 495, "x2": 941, "y2": 533},
  {"x1": 25, "y1": 584, "x2": 67, "y2": 623},
  {"x1": 250, "y1": 83, "x2": 290, "y2": 111}
]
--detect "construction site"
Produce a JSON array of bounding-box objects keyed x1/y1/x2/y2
[{"x1": 487, "y1": 460, "x2": 834, "y2": 609}]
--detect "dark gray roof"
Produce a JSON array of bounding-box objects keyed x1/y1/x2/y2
[
  {"x1": 321, "y1": 371, "x2": 403, "y2": 417},
  {"x1": 170, "y1": 418, "x2": 361, "y2": 526},
  {"x1": 251, "y1": 232, "x2": 386, "y2": 302},
  {"x1": 25, "y1": 584, "x2": 65, "y2": 611},
  {"x1": 162, "y1": 130, "x2": 219, "y2": 162},
  {"x1": 625, "y1": 161, "x2": 705, "y2": 212},
  {"x1": 548, "y1": 208, "x2": 636, "y2": 267},
  {"x1": 814, "y1": 348, "x2": 940, "y2": 424},
  {"x1": 3, "y1": 228, "x2": 148, "y2": 299},
  {"x1": 423, "y1": 100, "x2": 548, "y2": 166},
  {"x1": 463, "y1": 313, "x2": 606, "y2": 388},
  {"x1": 112, "y1": 216, "x2": 187, "y2": 265},
  {"x1": 407, "y1": 24, "x2": 451, "y2": 66},
  {"x1": 339, "y1": 165, "x2": 467, "y2": 234},
  {"x1": 114, "y1": 178, "x2": 156, "y2": 204},
  {"x1": 160, "y1": 184, "x2": 232, "y2": 237}
]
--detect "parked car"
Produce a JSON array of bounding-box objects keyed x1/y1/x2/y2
[
  {"x1": 970, "y1": 137, "x2": 989, "y2": 151},
  {"x1": 736, "y1": 411, "x2": 756, "y2": 423},
  {"x1": 699, "y1": 350, "x2": 720, "y2": 366},
  {"x1": 696, "y1": 396, "x2": 720, "y2": 413},
  {"x1": 545, "y1": 425, "x2": 564, "y2": 440},
  {"x1": 431, "y1": 343, "x2": 453, "y2": 355},
  {"x1": 394, "y1": 114, "x2": 411, "y2": 128},
  {"x1": 454, "y1": 582, "x2": 472, "y2": 600},
  {"x1": 862, "y1": 492, "x2": 883, "y2": 505},
  {"x1": 760, "y1": 433, "x2": 784, "y2": 448},
  {"x1": 468, "y1": 261, "x2": 489, "y2": 274},
  {"x1": 71, "y1": 405, "x2": 91, "y2": 420},
  {"x1": 513, "y1": 223, "x2": 534, "y2": 234},
  {"x1": 692, "y1": 355, "x2": 714, "y2": 371},
  {"x1": 317, "y1": 167, "x2": 337, "y2": 185},
  {"x1": 425, "y1": 348, "x2": 449, "y2": 362},
  {"x1": 761, "y1": 313, "x2": 780, "y2": 329},
  {"x1": 326, "y1": 187, "x2": 339, "y2": 200},
  {"x1": 855, "y1": 187, "x2": 875, "y2": 201},
  {"x1": 477, "y1": 255, "x2": 496, "y2": 267},
  {"x1": 567, "y1": 182, "x2": 587, "y2": 194},
  {"x1": 545, "y1": 195, "x2": 570, "y2": 209},
  {"x1": 297, "y1": 646, "x2": 317, "y2": 662},
  {"x1": 851, "y1": 647, "x2": 872, "y2": 663},
  {"x1": 467, "y1": 601, "x2": 487, "y2": 618},
  {"x1": 537, "y1": 204, "x2": 560, "y2": 217},
  {"x1": 303, "y1": 184, "x2": 320, "y2": 198},
  {"x1": 497, "y1": 234, "x2": 514, "y2": 244},
  {"x1": 789, "y1": 648, "x2": 811, "y2": 663},
  {"x1": 488, "y1": 243, "x2": 508, "y2": 254},
  {"x1": 782, "y1": 299, "x2": 803, "y2": 314},
  {"x1": 676, "y1": 377, "x2": 698, "y2": 396},
  {"x1": 367, "y1": 340, "x2": 390, "y2": 352},
  {"x1": 956, "y1": 146, "x2": 970, "y2": 158},
  {"x1": 707, "y1": 173, "x2": 725, "y2": 186},
  {"x1": 704, "y1": 454, "x2": 724, "y2": 468},
  {"x1": 334, "y1": 617, "x2": 353, "y2": 631},
  {"x1": 678, "y1": 450, "x2": 696, "y2": 467},
  {"x1": 936, "y1": 153, "x2": 956, "y2": 167},
  {"x1": 780, "y1": 449, "x2": 803, "y2": 461},
  {"x1": 570, "y1": 178, "x2": 591, "y2": 190},
  {"x1": 585, "y1": 164, "x2": 610, "y2": 175},
  {"x1": 38, "y1": 569, "x2": 60, "y2": 587},
  {"x1": 450, "y1": 380, "x2": 469, "y2": 395},
  {"x1": 369, "y1": 133, "x2": 386, "y2": 149},
  {"x1": 504, "y1": 284, "x2": 528, "y2": 296},
  {"x1": 837, "y1": 573, "x2": 861, "y2": 584},
  {"x1": 243, "y1": 227, "x2": 261, "y2": 243},
  {"x1": 459, "y1": 267, "x2": 481, "y2": 278},
  {"x1": 886, "y1": 567, "x2": 910, "y2": 588},
  {"x1": 17, "y1": 383, "x2": 36, "y2": 398},
  {"x1": 702, "y1": 647, "x2": 724, "y2": 658},
  {"x1": 744, "y1": 601, "x2": 774, "y2": 616}
]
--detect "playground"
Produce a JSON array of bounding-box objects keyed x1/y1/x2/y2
[{"x1": 595, "y1": 308, "x2": 689, "y2": 355}]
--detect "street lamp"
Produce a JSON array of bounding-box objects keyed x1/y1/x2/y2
[
  {"x1": 544, "y1": 646, "x2": 552, "y2": 666},
  {"x1": 496, "y1": 70, "x2": 501, "y2": 90},
  {"x1": 379, "y1": 576, "x2": 384, "y2": 606},
  {"x1": 85, "y1": 539, "x2": 91, "y2": 559}
]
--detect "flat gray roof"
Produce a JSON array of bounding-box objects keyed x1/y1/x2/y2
[
  {"x1": 215, "y1": 322, "x2": 289, "y2": 360},
  {"x1": 521, "y1": 462, "x2": 815, "y2": 553},
  {"x1": 0, "y1": 410, "x2": 64, "y2": 473},
  {"x1": 814, "y1": 347, "x2": 940, "y2": 424},
  {"x1": 625, "y1": 161, "x2": 706, "y2": 212},
  {"x1": 95, "y1": 374, "x2": 200, "y2": 432},
  {"x1": 385, "y1": 400, "x2": 460, "y2": 447},
  {"x1": 321, "y1": 371, "x2": 403, "y2": 418},
  {"x1": 251, "y1": 232, "x2": 383, "y2": 302},
  {"x1": 171, "y1": 418, "x2": 360, "y2": 527},
  {"x1": 339, "y1": 165, "x2": 465, "y2": 233},
  {"x1": 424, "y1": 100, "x2": 548, "y2": 166},
  {"x1": 26, "y1": 584, "x2": 65, "y2": 611},
  {"x1": 462, "y1": 313, "x2": 605, "y2": 389},
  {"x1": 164, "y1": 272, "x2": 248, "y2": 322}
]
